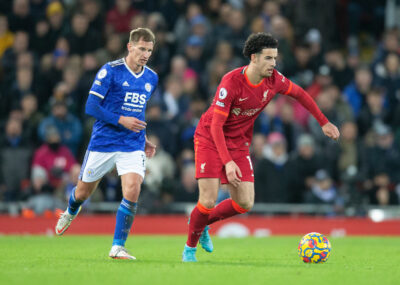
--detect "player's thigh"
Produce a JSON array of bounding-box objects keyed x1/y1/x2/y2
[
  {"x1": 115, "y1": 151, "x2": 146, "y2": 201},
  {"x1": 198, "y1": 178, "x2": 220, "y2": 208},
  {"x1": 79, "y1": 150, "x2": 117, "y2": 182},
  {"x1": 115, "y1": 151, "x2": 146, "y2": 179},
  {"x1": 227, "y1": 181, "x2": 254, "y2": 210},
  {"x1": 195, "y1": 140, "x2": 225, "y2": 180},
  {"x1": 120, "y1": 172, "x2": 143, "y2": 202},
  {"x1": 231, "y1": 151, "x2": 255, "y2": 183}
]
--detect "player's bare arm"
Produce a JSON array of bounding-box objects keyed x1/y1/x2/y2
[
  {"x1": 322, "y1": 122, "x2": 340, "y2": 140},
  {"x1": 118, "y1": 116, "x2": 147, "y2": 132},
  {"x1": 144, "y1": 136, "x2": 156, "y2": 158}
]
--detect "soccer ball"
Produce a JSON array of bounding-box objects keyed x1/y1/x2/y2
[{"x1": 298, "y1": 232, "x2": 331, "y2": 263}]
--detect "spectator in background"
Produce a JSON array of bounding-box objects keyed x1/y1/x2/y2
[
  {"x1": 146, "y1": 102, "x2": 177, "y2": 156},
  {"x1": 366, "y1": 172, "x2": 398, "y2": 205},
  {"x1": 250, "y1": 133, "x2": 266, "y2": 169},
  {"x1": 255, "y1": 132, "x2": 292, "y2": 203},
  {"x1": 64, "y1": 12, "x2": 101, "y2": 56},
  {"x1": 106, "y1": 0, "x2": 139, "y2": 35},
  {"x1": 357, "y1": 88, "x2": 389, "y2": 137},
  {"x1": 0, "y1": 117, "x2": 32, "y2": 201},
  {"x1": 173, "y1": 163, "x2": 198, "y2": 202},
  {"x1": 304, "y1": 169, "x2": 343, "y2": 215},
  {"x1": 343, "y1": 66, "x2": 373, "y2": 116},
  {"x1": 220, "y1": 9, "x2": 250, "y2": 58},
  {"x1": 46, "y1": 1, "x2": 65, "y2": 49},
  {"x1": 324, "y1": 47, "x2": 354, "y2": 90},
  {"x1": 96, "y1": 33, "x2": 124, "y2": 63},
  {"x1": 374, "y1": 53, "x2": 400, "y2": 122},
  {"x1": 24, "y1": 166, "x2": 64, "y2": 215},
  {"x1": 81, "y1": 0, "x2": 104, "y2": 36},
  {"x1": 20, "y1": 94, "x2": 44, "y2": 146},
  {"x1": 162, "y1": 74, "x2": 188, "y2": 121},
  {"x1": 184, "y1": 35, "x2": 206, "y2": 75},
  {"x1": 174, "y1": 2, "x2": 203, "y2": 54},
  {"x1": 289, "y1": 134, "x2": 324, "y2": 203},
  {"x1": 31, "y1": 17, "x2": 52, "y2": 57},
  {"x1": 364, "y1": 123, "x2": 400, "y2": 185},
  {"x1": 8, "y1": 0, "x2": 33, "y2": 34},
  {"x1": 141, "y1": 134, "x2": 175, "y2": 212},
  {"x1": 32, "y1": 126, "x2": 76, "y2": 189},
  {"x1": 0, "y1": 14, "x2": 14, "y2": 59},
  {"x1": 2, "y1": 30, "x2": 29, "y2": 84},
  {"x1": 38, "y1": 101, "x2": 82, "y2": 155}
]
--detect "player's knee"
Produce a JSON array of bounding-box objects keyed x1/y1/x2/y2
[
  {"x1": 199, "y1": 198, "x2": 216, "y2": 209},
  {"x1": 237, "y1": 200, "x2": 253, "y2": 211}
]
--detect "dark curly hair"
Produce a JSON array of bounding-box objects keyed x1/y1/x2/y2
[{"x1": 242, "y1": 33, "x2": 278, "y2": 59}]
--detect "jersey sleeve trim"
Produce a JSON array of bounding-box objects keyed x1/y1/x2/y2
[
  {"x1": 283, "y1": 81, "x2": 293, "y2": 95},
  {"x1": 89, "y1": 90, "x2": 104, "y2": 99},
  {"x1": 214, "y1": 108, "x2": 229, "y2": 117}
]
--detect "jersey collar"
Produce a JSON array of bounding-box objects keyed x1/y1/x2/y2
[
  {"x1": 243, "y1": 66, "x2": 264, "y2": 88},
  {"x1": 123, "y1": 58, "x2": 146, "y2": 78}
]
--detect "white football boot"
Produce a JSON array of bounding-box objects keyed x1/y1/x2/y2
[
  {"x1": 109, "y1": 245, "x2": 136, "y2": 260},
  {"x1": 55, "y1": 207, "x2": 81, "y2": 236}
]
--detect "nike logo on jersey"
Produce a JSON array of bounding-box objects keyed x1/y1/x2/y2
[
  {"x1": 123, "y1": 81, "x2": 130, "y2": 87},
  {"x1": 239, "y1": 97, "x2": 248, "y2": 102}
]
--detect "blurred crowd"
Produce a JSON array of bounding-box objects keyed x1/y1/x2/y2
[{"x1": 0, "y1": 0, "x2": 399, "y2": 216}]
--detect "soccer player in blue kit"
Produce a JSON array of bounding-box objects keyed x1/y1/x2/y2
[{"x1": 55, "y1": 28, "x2": 158, "y2": 260}]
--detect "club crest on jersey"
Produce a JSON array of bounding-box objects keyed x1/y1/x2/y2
[
  {"x1": 145, "y1": 83, "x2": 152, "y2": 92},
  {"x1": 262, "y1": 90, "x2": 269, "y2": 102},
  {"x1": 98, "y1": 69, "x2": 107, "y2": 79},
  {"x1": 219, "y1": 88, "x2": 227, "y2": 100},
  {"x1": 200, "y1": 162, "x2": 206, "y2": 173}
]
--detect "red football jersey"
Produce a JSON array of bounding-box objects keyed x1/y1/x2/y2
[{"x1": 195, "y1": 66, "x2": 292, "y2": 151}]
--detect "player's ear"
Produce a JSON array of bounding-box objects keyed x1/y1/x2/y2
[
  {"x1": 250, "y1": 53, "x2": 257, "y2": 63},
  {"x1": 127, "y1": 42, "x2": 133, "y2": 52}
]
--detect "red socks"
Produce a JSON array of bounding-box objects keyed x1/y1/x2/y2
[
  {"x1": 186, "y1": 202, "x2": 213, "y2": 247},
  {"x1": 186, "y1": 199, "x2": 249, "y2": 247},
  {"x1": 207, "y1": 198, "x2": 248, "y2": 225}
]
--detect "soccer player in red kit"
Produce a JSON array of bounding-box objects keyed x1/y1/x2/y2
[{"x1": 182, "y1": 33, "x2": 340, "y2": 262}]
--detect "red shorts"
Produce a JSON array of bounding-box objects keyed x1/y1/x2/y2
[{"x1": 194, "y1": 139, "x2": 254, "y2": 184}]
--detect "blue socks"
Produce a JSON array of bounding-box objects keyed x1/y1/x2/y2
[
  {"x1": 67, "y1": 187, "x2": 83, "y2": 215},
  {"x1": 112, "y1": 198, "x2": 137, "y2": 246}
]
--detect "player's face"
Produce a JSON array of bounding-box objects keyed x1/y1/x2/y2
[
  {"x1": 127, "y1": 39, "x2": 154, "y2": 67},
  {"x1": 254, "y1": 48, "x2": 277, "y2": 77}
]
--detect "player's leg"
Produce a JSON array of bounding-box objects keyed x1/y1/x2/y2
[
  {"x1": 183, "y1": 178, "x2": 219, "y2": 262},
  {"x1": 207, "y1": 154, "x2": 254, "y2": 225},
  {"x1": 109, "y1": 151, "x2": 145, "y2": 260},
  {"x1": 55, "y1": 179, "x2": 100, "y2": 235},
  {"x1": 55, "y1": 151, "x2": 115, "y2": 235}
]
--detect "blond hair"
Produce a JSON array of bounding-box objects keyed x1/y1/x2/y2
[{"x1": 129, "y1": 28, "x2": 155, "y2": 44}]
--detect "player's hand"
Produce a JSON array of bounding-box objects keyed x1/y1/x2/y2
[
  {"x1": 118, "y1": 116, "x2": 147, "y2": 133},
  {"x1": 225, "y1": 160, "x2": 242, "y2": 188},
  {"x1": 322, "y1": 122, "x2": 340, "y2": 141},
  {"x1": 145, "y1": 138, "x2": 156, "y2": 158}
]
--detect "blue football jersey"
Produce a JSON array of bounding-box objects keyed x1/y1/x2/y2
[{"x1": 87, "y1": 58, "x2": 158, "y2": 152}]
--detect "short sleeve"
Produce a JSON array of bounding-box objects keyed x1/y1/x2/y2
[
  {"x1": 274, "y1": 70, "x2": 293, "y2": 95},
  {"x1": 89, "y1": 64, "x2": 112, "y2": 99},
  {"x1": 213, "y1": 77, "x2": 237, "y2": 116}
]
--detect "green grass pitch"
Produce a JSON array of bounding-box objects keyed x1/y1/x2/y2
[{"x1": 1, "y1": 235, "x2": 399, "y2": 285}]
